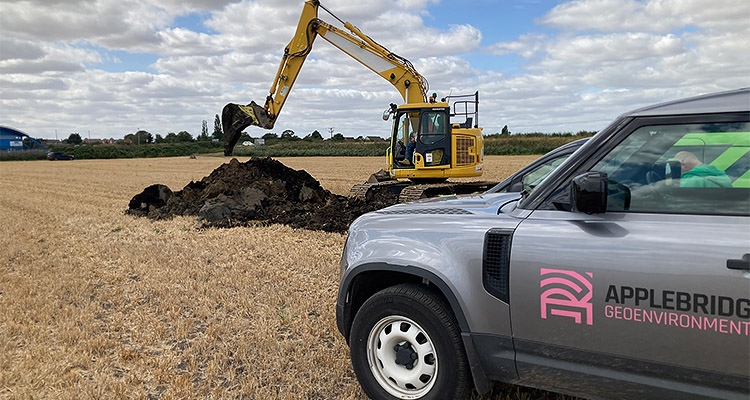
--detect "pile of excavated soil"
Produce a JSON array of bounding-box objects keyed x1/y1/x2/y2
[{"x1": 127, "y1": 157, "x2": 393, "y2": 233}]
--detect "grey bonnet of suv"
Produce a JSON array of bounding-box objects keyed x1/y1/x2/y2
[{"x1": 336, "y1": 88, "x2": 750, "y2": 400}]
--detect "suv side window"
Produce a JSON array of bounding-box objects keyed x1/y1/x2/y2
[{"x1": 591, "y1": 122, "x2": 749, "y2": 215}]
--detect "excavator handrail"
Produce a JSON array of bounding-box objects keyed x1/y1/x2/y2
[{"x1": 445, "y1": 91, "x2": 479, "y2": 129}]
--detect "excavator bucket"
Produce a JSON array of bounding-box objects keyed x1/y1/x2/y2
[{"x1": 222, "y1": 101, "x2": 273, "y2": 156}]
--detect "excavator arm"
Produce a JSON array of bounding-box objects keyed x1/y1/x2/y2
[{"x1": 222, "y1": 0, "x2": 428, "y2": 155}]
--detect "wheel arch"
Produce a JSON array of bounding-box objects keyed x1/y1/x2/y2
[{"x1": 338, "y1": 263, "x2": 470, "y2": 342}]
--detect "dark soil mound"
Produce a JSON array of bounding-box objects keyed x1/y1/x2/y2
[{"x1": 127, "y1": 157, "x2": 392, "y2": 233}]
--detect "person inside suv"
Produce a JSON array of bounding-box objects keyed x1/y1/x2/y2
[{"x1": 674, "y1": 151, "x2": 732, "y2": 187}]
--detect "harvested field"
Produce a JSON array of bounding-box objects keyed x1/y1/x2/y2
[{"x1": 0, "y1": 155, "x2": 570, "y2": 399}]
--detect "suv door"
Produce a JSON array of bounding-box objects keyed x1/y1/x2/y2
[{"x1": 508, "y1": 114, "x2": 749, "y2": 399}]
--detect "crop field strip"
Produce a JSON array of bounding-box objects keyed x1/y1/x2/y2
[{"x1": 0, "y1": 155, "x2": 571, "y2": 399}]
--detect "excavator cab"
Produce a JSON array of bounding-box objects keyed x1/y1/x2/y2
[
  {"x1": 385, "y1": 93, "x2": 484, "y2": 181},
  {"x1": 391, "y1": 106, "x2": 450, "y2": 169}
]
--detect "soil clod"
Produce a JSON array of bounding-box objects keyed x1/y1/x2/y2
[{"x1": 127, "y1": 157, "x2": 392, "y2": 233}]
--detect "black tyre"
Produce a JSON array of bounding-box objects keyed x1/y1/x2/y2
[{"x1": 349, "y1": 284, "x2": 471, "y2": 400}]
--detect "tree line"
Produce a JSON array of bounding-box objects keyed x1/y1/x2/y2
[
  {"x1": 61, "y1": 114, "x2": 337, "y2": 145},
  {"x1": 60, "y1": 119, "x2": 596, "y2": 146}
]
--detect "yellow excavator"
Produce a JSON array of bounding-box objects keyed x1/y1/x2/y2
[{"x1": 222, "y1": 0, "x2": 493, "y2": 202}]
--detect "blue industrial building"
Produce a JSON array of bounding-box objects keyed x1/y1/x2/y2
[{"x1": 0, "y1": 126, "x2": 47, "y2": 151}]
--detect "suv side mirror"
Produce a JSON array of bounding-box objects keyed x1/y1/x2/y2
[{"x1": 571, "y1": 172, "x2": 608, "y2": 214}]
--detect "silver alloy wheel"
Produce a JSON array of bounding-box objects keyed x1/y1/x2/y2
[{"x1": 366, "y1": 315, "x2": 438, "y2": 399}]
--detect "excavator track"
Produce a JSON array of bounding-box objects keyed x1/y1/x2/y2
[
  {"x1": 398, "y1": 181, "x2": 497, "y2": 203},
  {"x1": 349, "y1": 180, "x2": 497, "y2": 204},
  {"x1": 349, "y1": 181, "x2": 410, "y2": 202}
]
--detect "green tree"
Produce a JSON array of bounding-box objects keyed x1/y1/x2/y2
[
  {"x1": 331, "y1": 133, "x2": 345, "y2": 141},
  {"x1": 280, "y1": 129, "x2": 297, "y2": 141},
  {"x1": 164, "y1": 132, "x2": 178, "y2": 143},
  {"x1": 239, "y1": 131, "x2": 252, "y2": 142},
  {"x1": 200, "y1": 120, "x2": 209, "y2": 141},
  {"x1": 304, "y1": 130, "x2": 323, "y2": 141},
  {"x1": 262, "y1": 133, "x2": 278, "y2": 140},
  {"x1": 176, "y1": 131, "x2": 193, "y2": 142},
  {"x1": 155, "y1": 134, "x2": 164, "y2": 144},
  {"x1": 124, "y1": 130, "x2": 153, "y2": 144},
  {"x1": 66, "y1": 133, "x2": 82, "y2": 145},
  {"x1": 213, "y1": 114, "x2": 223, "y2": 141}
]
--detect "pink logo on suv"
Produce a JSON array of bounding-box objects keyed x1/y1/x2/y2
[{"x1": 540, "y1": 268, "x2": 593, "y2": 325}]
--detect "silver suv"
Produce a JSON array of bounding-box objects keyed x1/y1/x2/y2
[{"x1": 336, "y1": 88, "x2": 750, "y2": 400}]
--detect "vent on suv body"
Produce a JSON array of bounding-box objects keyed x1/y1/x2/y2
[{"x1": 483, "y1": 228, "x2": 513, "y2": 303}]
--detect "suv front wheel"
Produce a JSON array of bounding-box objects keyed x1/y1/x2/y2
[{"x1": 349, "y1": 284, "x2": 471, "y2": 400}]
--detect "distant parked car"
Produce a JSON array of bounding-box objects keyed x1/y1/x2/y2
[{"x1": 47, "y1": 152, "x2": 74, "y2": 161}]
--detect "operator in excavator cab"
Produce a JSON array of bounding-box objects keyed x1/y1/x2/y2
[{"x1": 402, "y1": 135, "x2": 417, "y2": 166}]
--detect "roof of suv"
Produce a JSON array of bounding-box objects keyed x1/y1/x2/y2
[{"x1": 624, "y1": 87, "x2": 749, "y2": 117}]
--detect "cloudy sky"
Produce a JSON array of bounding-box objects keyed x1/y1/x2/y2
[{"x1": 1, "y1": 0, "x2": 748, "y2": 140}]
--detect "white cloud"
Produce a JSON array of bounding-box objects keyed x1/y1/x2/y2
[
  {"x1": 0, "y1": 42, "x2": 102, "y2": 74},
  {"x1": 157, "y1": 0, "x2": 236, "y2": 12},
  {"x1": 0, "y1": 75, "x2": 68, "y2": 92},
  {"x1": 204, "y1": 0, "x2": 303, "y2": 54},
  {"x1": 0, "y1": 38, "x2": 46, "y2": 61},
  {"x1": 545, "y1": 33, "x2": 684, "y2": 64},
  {"x1": 355, "y1": 11, "x2": 482, "y2": 57},
  {"x1": 477, "y1": 0, "x2": 750, "y2": 133},
  {"x1": 0, "y1": 0, "x2": 165, "y2": 45},
  {"x1": 0, "y1": 0, "x2": 237, "y2": 55},
  {"x1": 204, "y1": 0, "x2": 480, "y2": 58},
  {"x1": 488, "y1": 34, "x2": 547, "y2": 59},
  {"x1": 150, "y1": 28, "x2": 229, "y2": 57},
  {"x1": 541, "y1": 0, "x2": 750, "y2": 33},
  {"x1": 394, "y1": 23, "x2": 482, "y2": 58},
  {"x1": 0, "y1": 0, "x2": 748, "y2": 140}
]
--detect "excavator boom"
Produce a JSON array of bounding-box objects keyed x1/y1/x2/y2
[{"x1": 222, "y1": 0, "x2": 428, "y2": 156}]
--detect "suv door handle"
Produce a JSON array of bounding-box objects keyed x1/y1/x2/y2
[{"x1": 727, "y1": 254, "x2": 750, "y2": 270}]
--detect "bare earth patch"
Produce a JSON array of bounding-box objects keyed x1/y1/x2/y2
[{"x1": 0, "y1": 155, "x2": 571, "y2": 399}]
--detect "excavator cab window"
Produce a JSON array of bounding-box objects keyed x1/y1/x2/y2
[{"x1": 419, "y1": 111, "x2": 447, "y2": 145}]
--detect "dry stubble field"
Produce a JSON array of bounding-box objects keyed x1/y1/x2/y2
[{"x1": 1, "y1": 155, "x2": 571, "y2": 399}]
